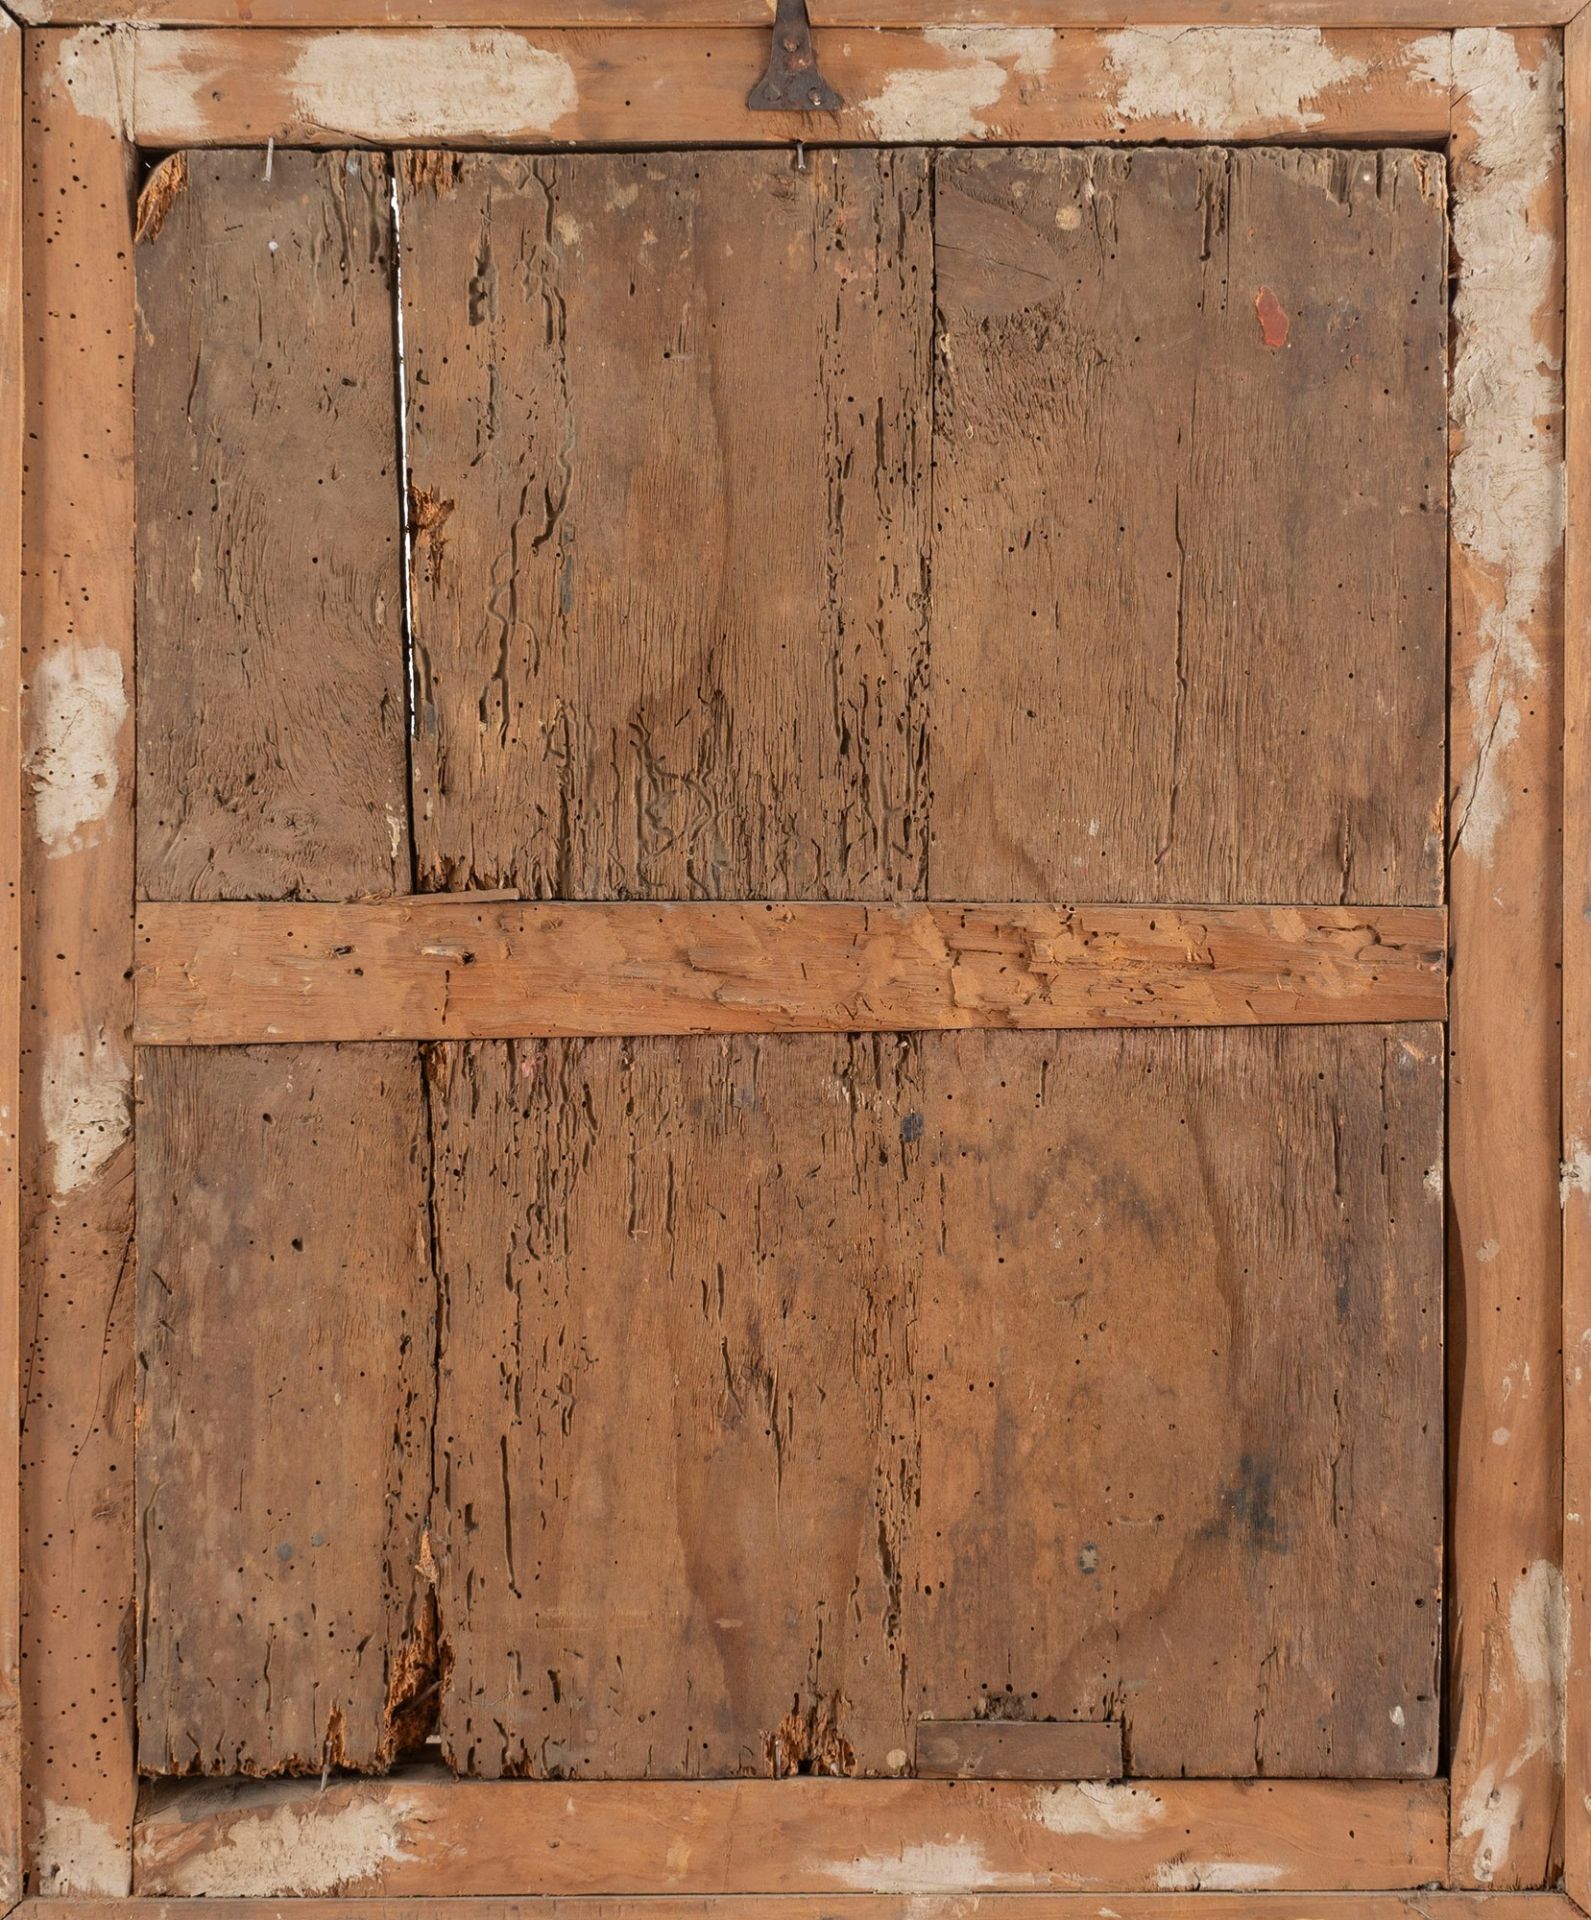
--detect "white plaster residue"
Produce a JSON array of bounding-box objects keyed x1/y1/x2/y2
[
  {"x1": 901, "y1": 1900, "x2": 982, "y2": 1920},
  {"x1": 1030, "y1": 1782, "x2": 1165, "y2": 1838},
  {"x1": 1101, "y1": 28, "x2": 1366, "y2": 133},
  {"x1": 1154, "y1": 1861, "x2": 1287, "y2": 1892},
  {"x1": 858, "y1": 27, "x2": 1055, "y2": 142},
  {"x1": 38, "y1": 1801, "x2": 133, "y2": 1898},
  {"x1": 1457, "y1": 1559, "x2": 1569, "y2": 1882},
  {"x1": 824, "y1": 1839, "x2": 1033, "y2": 1893},
  {"x1": 1405, "y1": 33, "x2": 1455, "y2": 93},
  {"x1": 41, "y1": 1026, "x2": 130, "y2": 1197},
  {"x1": 1424, "y1": 1162, "x2": 1444, "y2": 1198},
  {"x1": 52, "y1": 26, "x2": 134, "y2": 135},
  {"x1": 1509, "y1": 1555, "x2": 1567, "y2": 1769},
  {"x1": 1446, "y1": 30, "x2": 1565, "y2": 868},
  {"x1": 1456, "y1": 1764, "x2": 1524, "y2": 1884},
  {"x1": 925, "y1": 26, "x2": 1056, "y2": 75},
  {"x1": 1563, "y1": 1137, "x2": 1591, "y2": 1208},
  {"x1": 26, "y1": 645, "x2": 127, "y2": 860},
  {"x1": 287, "y1": 32, "x2": 577, "y2": 139},
  {"x1": 159, "y1": 1792, "x2": 420, "y2": 1898}
]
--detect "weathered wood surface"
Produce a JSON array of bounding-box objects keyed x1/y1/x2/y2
[
  {"x1": 427, "y1": 1034, "x2": 922, "y2": 1779},
  {"x1": 19, "y1": 27, "x2": 139, "y2": 1897},
  {"x1": 35, "y1": 0, "x2": 774, "y2": 14},
  {"x1": 135, "y1": 149, "x2": 409, "y2": 903},
  {"x1": 0, "y1": 15, "x2": 22, "y2": 1903},
  {"x1": 1565, "y1": 19, "x2": 1591, "y2": 1910},
  {"x1": 136, "y1": 1045, "x2": 435, "y2": 1776},
  {"x1": 914, "y1": 1720, "x2": 1123, "y2": 1782},
  {"x1": 131, "y1": 1772, "x2": 1449, "y2": 1896},
  {"x1": 930, "y1": 144, "x2": 1447, "y2": 903},
  {"x1": 416, "y1": 1026, "x2": 1439, "y2": 1780},
  {"x1": 399, "y1": 148, "x2": 929, "y2": 900},
  {"x1": 1442, "y1": 28, "x2": 1566, "y2": 1892},
  {"x1": 826, "y1": 0, "x2": 1563, "y2": 16},
  {"x1": 132, "y1": 900, "x2": 1447, "y2": 1044},
  {"x1": 132, "y1": 136, "x2": 438, "y2": 1785},
  {"x1": 4, "y1": 0, "x2": 1578, "y2": 27},
  {"x1": 911, "y1": 1024, "x2": 1443, "y2": 1777},
  {"x1": 128, "y1": 28, "x2": 1453, "y2": 149},
  {"x1": 23, "y1": 1898, "x2": 1589, "y2": 1920}
]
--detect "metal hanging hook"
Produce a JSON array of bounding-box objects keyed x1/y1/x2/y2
[{"x1": 747, "y1": 0, "x2": 842, "y2": 114}]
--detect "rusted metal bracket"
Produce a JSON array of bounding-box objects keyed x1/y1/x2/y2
[{"x1": 747, "y1": 0, "x2": 842, "y2": 113}]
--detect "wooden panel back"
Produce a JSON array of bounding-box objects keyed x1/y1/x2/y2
[
  {"x1": 135, "y1": 150, "x2": 409, "y2": 904},
  {"x1": 136, "y1": 1044, "x2": 435, "y2": 1775},
  {"x1": 399, "y1": 150, "x2": 931, "y2": 901},
  {"x1": 424, "y1": 1026, "x2": 1440, "y2": 1778},
  {"x1": 127, "y1": 141, "x2": 1450, "y2": 1787},
  {"x1": 929, "y1": 147, "x2": 1447, "y2": 903}
]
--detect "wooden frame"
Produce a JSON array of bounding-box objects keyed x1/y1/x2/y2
[{"x1": 4, "y1": 4, "x2": 1585, "y2": 1916}]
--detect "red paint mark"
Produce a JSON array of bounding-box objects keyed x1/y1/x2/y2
[{"x1": 1254, "y1": 285, "x2": 1289, "y2": 350}]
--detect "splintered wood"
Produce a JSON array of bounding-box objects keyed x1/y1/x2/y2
[{"x1": 130, "y1": 144, "x2": 1451, "y2": 1788}]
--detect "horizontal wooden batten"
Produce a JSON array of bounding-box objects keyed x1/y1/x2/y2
[
  {"x1": 132, "y1": 899, "x2": 1446, "y2": 1044},
  {"x1": 125, "y1": 26, "x2": 1454, "y2": 148},
  {"x1": 132, "y1": 1775, "x2": 1449, "y2": 1898}
]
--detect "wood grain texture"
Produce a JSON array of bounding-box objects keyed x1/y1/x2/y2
[
  {"x1": 929, "y1": 145, "x2": 1447, "y2": 904},
  {"x1": 1444, "y1": 27, "x2": 1566, "y2": 1893},
  {"x1": 132, "y1": 900, "x2": 1448, "y2": 1044},
  {"x1": 815, "y1": 0, "x2": 1567, "y2": 17},
  {"x1": 128, "y1": 28, "x2": 1453, "y2": 149},
  {"x1": 0, "y1": 14, "x2": 21, "y2": 1902},
  {"x1": 426, "y1": 1034, "x2": 923, "y2": 1779},
  {"x1": 399, "y1": 148, "x2": 929, "y2": 901},
  {"x1": 130, "y1": 1771, "x2": 1449, "y2": 1896},
  {"x1": 420, "y1": 1026, "x2": 1438, "y2": 1780},
  {"x1": 135, "y1": 148, "x2": 408, "y2": 903},
  {"x1": 20, "y1": 1899, "x2": 1588, "y2": 1920},
  {"x1": 19, "y1": 27, "x2": 139, "y2": 1898},
  {"x1": 908, "y1": 1024, "x2": 1443, "y2": 1778},
  {"x1": 136, "y1": 1045, "x2": 435, "y2": 1777},
  {"x1": 914, "y1": 1720, "x2": 1123, "y2": 1781},
  {"x1": 2, "y1": 0, "x2": 1577, "y2": 25},
  {"x1": 31, "y1": 0, "x2": 773, "y2": 14},
  {"x1": 1564, "y1": 12, "x2": 1590, "y2": 1910}
]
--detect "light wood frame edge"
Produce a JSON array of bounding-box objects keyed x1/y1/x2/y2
[
  {"x1": 0, "y1": 1, "x2": 1585, "y2": 38},
  {"x1": 10, "y1": 1898, "x2": 1591, "y2": 1920},
  {"x1": 0, "y1": 8, "x2": 19, "y2": 1918},
  {"x1": 1564, "y1": 2, "x2": 1591, "y2": 1913},
  {"x1": 9, "y1": 1899, "x2": 1591, "y2": 1919},
  {"x1": 8, "y1": 12, "x2": 1574, "y2": 1910}
]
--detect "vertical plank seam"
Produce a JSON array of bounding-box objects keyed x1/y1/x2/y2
[{"x1": 387, "y1": 147, "x2": 450, "y2": 1768}]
